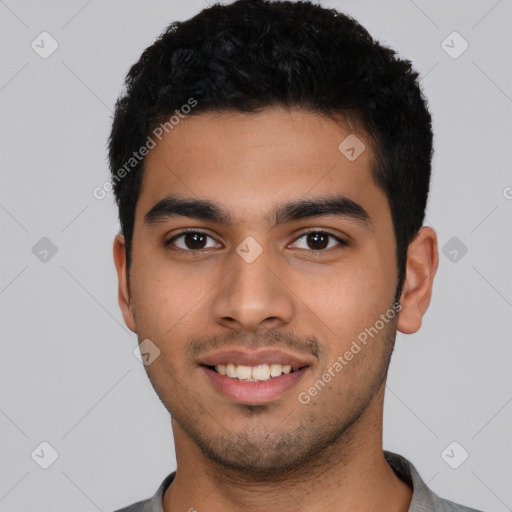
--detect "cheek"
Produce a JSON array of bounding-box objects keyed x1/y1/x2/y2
[
  {"x1": 310, "y1": 251, "x2": 391, "y2": 306},
  {"x1": 297, "y1": 256, "x2": 395, "y2": 350},
  {"x1": 130, "y1": 257, "x2": 214, "y2": 339}
]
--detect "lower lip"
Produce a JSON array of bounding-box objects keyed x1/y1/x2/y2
[{"x1": 201, "y1": 366, "x2": 308, "y2": 405}]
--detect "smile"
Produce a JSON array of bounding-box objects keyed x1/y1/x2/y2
[{"x1": 211, "y1": 363, "x2": 296, "y2": 382}]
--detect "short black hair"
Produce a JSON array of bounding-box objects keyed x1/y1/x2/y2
[{"x1": 108, "y1": 0, "x2": 433, "y2": 296}]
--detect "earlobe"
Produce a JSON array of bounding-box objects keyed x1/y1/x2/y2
[
  {"x1": 397, "y1": 227, "x2": 439, "y2": 335},
  {"x1": 113, "y1": 233, "x2": 137, "y2": 333}
]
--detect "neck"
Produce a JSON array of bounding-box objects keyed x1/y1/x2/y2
[{"x1": 163, "y1": 386, "x2": 412, "y2": 512}]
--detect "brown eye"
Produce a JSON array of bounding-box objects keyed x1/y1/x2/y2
[
  {"x1": 306, "y1": 232, "x2": 329, "y2": 250},
  {"x1": 291, "y1": 231, "x2": 346, "y2": 251},
  {"x1": 167, "y1": 231, "x2": 221, "y2": 251}
]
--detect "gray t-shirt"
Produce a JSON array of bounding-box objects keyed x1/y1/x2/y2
[{"x1": 113, "y1": 451, "x2": 483, "y2": 512}]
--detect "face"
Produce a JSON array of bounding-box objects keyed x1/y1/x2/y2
[{"x1": 116, "y1": 107, "x2": 406, "y2": 479}]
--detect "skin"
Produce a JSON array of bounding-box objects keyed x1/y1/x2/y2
[{"x1": 113, "y1": 106, "x2": 438, "y2": 511}]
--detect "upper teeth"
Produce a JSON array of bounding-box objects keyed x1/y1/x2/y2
[{"x1": 215, "y1": 363, "x2": 293, "y2": 381}]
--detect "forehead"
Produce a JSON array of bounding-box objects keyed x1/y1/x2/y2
[{"x1": 136, "y1": 107, "x2": 387, "y2": 227}]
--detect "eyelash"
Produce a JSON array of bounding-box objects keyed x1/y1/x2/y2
[{"x1": 165, "y1": 229, "x2": 348, "y2": 253}]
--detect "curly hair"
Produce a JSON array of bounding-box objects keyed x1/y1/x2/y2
[{"x1": 108, "y1": 0, "x2": 433, "y2": 296}]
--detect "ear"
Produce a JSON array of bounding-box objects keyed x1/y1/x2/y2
[
  {"x1": 397, "y1": 226, "x2": 439, "y2": 334},
  {"x1": 113, "y1": 233, "x2": 137, "y2": 333}
]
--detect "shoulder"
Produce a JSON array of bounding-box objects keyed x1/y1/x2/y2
[
  {"x1": 429, "y1": 494, "x2": 484, "y2": 512},
  {"x1": 384, "y1": 451, "x2": 484, "y2": 512},
  {"x1": 111, "y1": 470, "x2": 176, "y2": 512},
  {"x1": 112, "y1": 498, "x2": 151, "y2": 512}
]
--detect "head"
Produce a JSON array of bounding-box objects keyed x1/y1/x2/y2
[{"x1": 110, "y1": 0, "x2": 438, "y2": 479}]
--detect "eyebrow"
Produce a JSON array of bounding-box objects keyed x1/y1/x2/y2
[{"x1": 144, "y1": 194, "x2": 372, "y2": 228}]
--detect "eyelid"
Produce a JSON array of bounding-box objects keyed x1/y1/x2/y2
[
  {"x1": 289, "y1": 229, "x2": 348, "y2": 250},
  {"x1": 165, "y1": 228, "x2": 221, "y2": 249},
  {"x1": 292, "y1": 226, "x2": 349, "y2": 240}
]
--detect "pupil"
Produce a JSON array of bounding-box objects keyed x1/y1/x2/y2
[
  {"x1": 186, "y1": 232, "x2": 206, "y2": 249},
  {"x1": 308, "y1": 232, "x2": 328, "y2": 250}
]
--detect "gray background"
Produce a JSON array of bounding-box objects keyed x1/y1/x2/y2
[{"x1": 1, "y1": 0, "x2": 511, "y2": 511}]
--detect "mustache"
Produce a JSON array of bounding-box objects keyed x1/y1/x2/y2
[{"x1": 185, "y1": 328, "x2": 321, "y2": 360}]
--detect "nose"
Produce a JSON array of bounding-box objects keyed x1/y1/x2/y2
[{"x1": 211, "y1": 242, "x2": 294, "y2": 332}]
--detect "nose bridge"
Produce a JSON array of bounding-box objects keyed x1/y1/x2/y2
[{"x1": 211, "y1": 240, "x2": 294, "y2": 330}]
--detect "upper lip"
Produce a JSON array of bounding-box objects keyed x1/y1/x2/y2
[{"x1": 198, "y1": 348, "x2": 313, "y2": 370}]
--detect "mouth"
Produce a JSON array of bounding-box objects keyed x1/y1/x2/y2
[
  {"x1": 205, "y1": 362, "x2": 302, "y2": 382},
  {"x1": 199, "y1": 349, "x2": 312, "y2": 405},
  {"x1": 206, "y1": 363, "x2": 304, "y2": 382}
]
